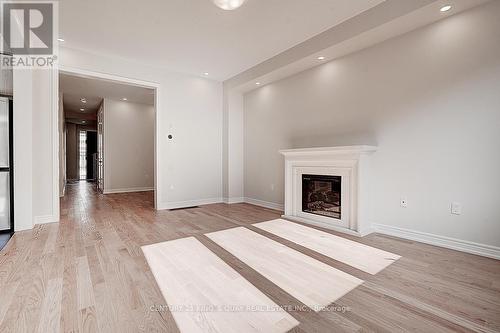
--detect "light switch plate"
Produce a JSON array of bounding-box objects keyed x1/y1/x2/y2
[{"x1": 451, "y1": 202, "x2": 462, "y2": 215}]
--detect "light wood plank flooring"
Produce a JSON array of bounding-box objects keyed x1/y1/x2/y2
[
  {"x1": 142, "y1": 237, "x2": 299, "y2": 333},
  {"x1": 0, "y1": 181, "x2": 499, "y2": 332},
  {"x1": 207, "y1": 227, "x2": 363, "y2": 311},
  {"x1": 254, "y1": 219, "x2": 401, "y2": 275}
]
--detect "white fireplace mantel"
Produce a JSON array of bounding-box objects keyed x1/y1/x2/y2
[
  {"x1": 280, "y1": 145, "x2": 377, "y2": 237},
  {"x1": 280, "y1": 145, "x2": 377, "y2": 157}
]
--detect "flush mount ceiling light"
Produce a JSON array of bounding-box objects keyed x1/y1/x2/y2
[
  {"x1": 440, "y1": 5, "x2": 452, "y2": 12},
  {"x1": 80, "y1": 108, "x2": 84, "y2": 112},
  {"x1": 317, "y1": 56, "x2": 326, "y2": 60},
  {"x1": 122, "y1": 97, "x2": 128, "y2": 101},
  {"x1": 255, "y1": 82, "x2": 261, "y2": 85},
  {"x1": 213, "y1": 0, "x2": 247, "y2": 10}
]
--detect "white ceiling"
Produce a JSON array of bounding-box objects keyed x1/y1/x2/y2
[
  {"x1": 228, "y1": 0, "x2": 488, "y2": 92},
  {"x1": 59, "y1": 0, "x2": 384, "y2": 81},
  {"x1": 59, "y1": 73, "x2": 155, "y2": 115}
]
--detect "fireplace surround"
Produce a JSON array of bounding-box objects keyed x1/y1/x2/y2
[{"x1": 280, "y1": 146, "x2": 377, "y2": 236}]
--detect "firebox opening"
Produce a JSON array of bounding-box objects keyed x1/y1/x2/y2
[{"x1": 302, "y1": 174, "x2": 341, "y2": 219}]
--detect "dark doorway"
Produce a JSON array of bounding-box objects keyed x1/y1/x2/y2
[{"x1": 86, "y1": 131, "x2": 98, "y2": 180}]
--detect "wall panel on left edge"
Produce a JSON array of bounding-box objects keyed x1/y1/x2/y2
[
  {"x1": 0, "y1": 53, "x2": 14, "y2": 233},
  {"x1": 0, "y1": 54, "x2": 14, "y2": 96}
]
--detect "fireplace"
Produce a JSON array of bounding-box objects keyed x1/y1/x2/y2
[
  {"x1": 280, "y1": 146, "x2": 377, "y2": 236},
  {"x1": 302, "y1": 174, "x2": 341, "y2": 219}
]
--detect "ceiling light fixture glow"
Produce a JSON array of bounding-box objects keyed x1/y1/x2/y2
[
  {"x1": 80, "y1": 98, "x2": 87, "y2": 103},
  {"x1": 255, "y1": 82, "x2": 261, "y2": 85},
  {"x1": 204, "y1": 72, "x2": 209, "y2": 76},
  {"x1": 122, "y1": 98, "x2": 128, "y2": 101},
  {"x1": 57, "y1": 38, "x2": 65, "y2": 42},
  {"x1": 213, "y1": 0, "x2": 246, "y2": 10},
  {"x1": 80, "y1": 108, "x2": 84, "y2": 112},
  {"x1": 317, "y1": 56, "x2": 326, "y2": 60},
  {"x1": 440, "y1": 5, "x2": 452, "y2": 12}
]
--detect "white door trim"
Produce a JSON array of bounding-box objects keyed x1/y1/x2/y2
[{"x1": 55, "y1": 65, "x2": 162, "y2": 210}]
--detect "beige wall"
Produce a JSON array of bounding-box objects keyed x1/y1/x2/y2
[
  {"x1": 243, "y1": 2, "x2": 500, "y2": 247},
  {"x1": 103, "y1": 99, "x2": 154, "y2": 193}
]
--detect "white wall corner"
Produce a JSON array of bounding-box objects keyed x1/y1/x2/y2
[
  {"x1": 373, "y1": 223, "x2": 500, "y2": 260},
  {"x1": 13, "y1": 68, "x2": 34, "y2": 231},
  {"x1": 223, "y1": 89, "x2": 245, "y2": 201},
  {"x1": 223, "y1": 197, "x2": 245, "y2": 204},
  {"x1": 51, "y1": 69, "x2": 60, "y2": 224}
]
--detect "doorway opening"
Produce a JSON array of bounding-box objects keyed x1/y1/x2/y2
[
  {"x1": 78, "y1": 130, "x2": 97, "y2": 181},
  {"x1": 78, "y1": 130, "x2": 87, "y2": 180},
  {"x1": 58, "y1": 71, "x2": 157, "y2": 209}
]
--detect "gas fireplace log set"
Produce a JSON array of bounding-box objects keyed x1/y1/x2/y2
[{"x1": 302, "y1": 174, "x2": 341, "y2": 219}]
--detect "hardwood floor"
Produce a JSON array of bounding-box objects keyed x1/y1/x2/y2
[
  {"x1": 0, "y1": 181, "x2": 499, "y2": 332},
  {"x1": 254, "y1": 219, "x2": 401, "y2": 275},
  {"x1": 142, "y1": 237, "x2": 299, "y2": 333},
  {"x1": 206, "y1": 227, "x2": 363, "y2": 311}
]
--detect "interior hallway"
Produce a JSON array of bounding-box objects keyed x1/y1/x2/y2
[{"x1": 0, "y1": 182, "x2": 499, "y2": 332}]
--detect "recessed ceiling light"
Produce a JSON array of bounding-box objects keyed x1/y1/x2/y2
[
  {"x1": 255, "y1": 82, "x2": 261, "y2": 85},
  {"x1": 80, "y1": 108, "x2": 85, "y2": 112},
  {"x1": 440, "y1": 5, "x2": 452, "y2": 12},
  {"x1": 317, "y1": 56, "x2": 326, "y2": 60},
  {"x1": 204, "y1": 72, "x2": 209, "y2": 76},
  {"x1": 213, "y1": 0, "x2": 246, "y2": 10},
  {"x1": 80, "y1": 98, "x2": 87, "y2": 103},
  {"x1": 57, "y1": 38, "x2": 65, "y2": 42},
  {"x1": 82, "y1": 121, "x2": 86, "y2": 124},
  {"x1": 122, "y1": 98, "x2": 128, "y2": 101}
]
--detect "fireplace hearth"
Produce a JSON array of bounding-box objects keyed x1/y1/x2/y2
[{"x1": 302, "y1": 174, "x2": 341, "y2": 219}]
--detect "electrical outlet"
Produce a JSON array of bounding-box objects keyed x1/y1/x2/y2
[
  {"x1": 451, "y1": 202, "x2": 462, "y2": 215},
  {"x1": 400, "y1": 198, "x2": 408, "y2": 208}
]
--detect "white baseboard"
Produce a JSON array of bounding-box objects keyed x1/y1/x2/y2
[
  {"x1": 223, "y1": 197, "x2": 245, "y2": 204},
  {"x1": 103, "y1": 187, "x2": 154, "y2": 194},
  {"x1": 244, "y1": 197, "x2": 284, "y2": 211},
  {"x1": 157, "y1": 197, "x2": 223, "y2": 210},
  {"x1": 34, "y1": 215, "x2": 59, "y2": 225},
  {"x1": 373, "y1": 223, "x2": 500, "y2": 260}
]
